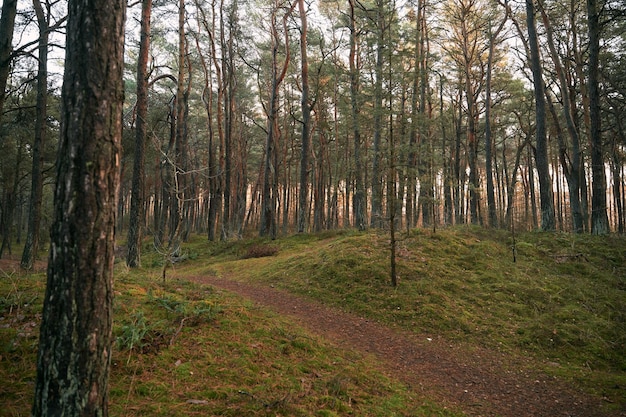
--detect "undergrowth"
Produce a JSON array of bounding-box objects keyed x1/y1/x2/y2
[
  {"x1": 2, "y1": 226, "x2": 624, "y2": 414},
  {"x1": 200, "y1": 226, "x2": 626, "y2": 410},
  {"x1": 0, "y1": 245, "x2": 461, "y2": 416}
]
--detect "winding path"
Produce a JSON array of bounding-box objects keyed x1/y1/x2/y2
[{"x1": 188, "y1": 274, "x2": 615, "y2": 417}]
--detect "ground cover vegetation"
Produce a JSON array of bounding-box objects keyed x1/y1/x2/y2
[
  {"x1": 1, "y1": 235, "x2": 461, "y2": 417},
  {"x1": 1, "y1": 227, "x2": 625, "y2": 415},
  {"x1": 185, "y1": 227, "x2": 626, "y2": 411}
]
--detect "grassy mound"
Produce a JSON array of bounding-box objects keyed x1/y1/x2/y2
[{"x1": 194, "y1": 227, "x2": 626, "y2": 407}]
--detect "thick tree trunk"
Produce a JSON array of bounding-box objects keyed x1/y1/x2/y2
[
  {"x1": 127, "y1": 0, "x2": 152, "y2": 267},
  {"x1": 32, "y1": 0, "x2": 126, "y2": 415}
]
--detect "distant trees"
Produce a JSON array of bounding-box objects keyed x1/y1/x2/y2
[{"x1": 0, "y1": 0, "x2": 624, "y2": 259}]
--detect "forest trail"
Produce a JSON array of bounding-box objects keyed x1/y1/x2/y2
[{"x1": 188, "y1": 273, "x2": 616, "y2": 417}]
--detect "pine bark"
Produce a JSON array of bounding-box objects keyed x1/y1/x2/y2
[{"x1": 32, "y1": 0, "x2": 126, "y2": 414}]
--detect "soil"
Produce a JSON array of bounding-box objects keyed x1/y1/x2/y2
[{"x1": 188, "y1": 274, "x2": 623, "y2": 417}]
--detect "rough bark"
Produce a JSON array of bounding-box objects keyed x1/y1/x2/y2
[
  {"x1": 538, "y1": 0, "x2": 584, "y2": 233},
  {"x1": 32, "y1": 0, "x2": 126, "y2": 414}
]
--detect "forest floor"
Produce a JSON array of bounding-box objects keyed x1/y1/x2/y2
[
  {"x1": 3, "y1": 228, "x2": 624, "y2": 416},
  {"x1": 189, "y1": 272, "x2": 620, "y2": 417}
]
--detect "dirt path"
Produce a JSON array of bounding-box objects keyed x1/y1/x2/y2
[{"x1": 188, "y1": 274, "x2": 616, "y2": 417}]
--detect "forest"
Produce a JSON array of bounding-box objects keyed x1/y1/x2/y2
[
  {"x1": 2, "y1": 1, "x2": 626, "y2": 415},
  {"x1": 1, "y1": 0, "x2": 625, "y2": 269}
]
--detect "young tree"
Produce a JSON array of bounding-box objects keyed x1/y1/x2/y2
[
  {"x1": 32, "y1": 0, "x2": 126, "y2": 415},
  {"x1": 369, "y1": 0, "x2": 387, "y2": 228},
  {"x1": 484, "y1": 7, "x2": 507, "y2": 228}
]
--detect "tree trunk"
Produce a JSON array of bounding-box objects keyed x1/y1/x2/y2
[
  {"x1": 370, "y1": 0, "x2": 385, "y2": 228},
  {"x1": 349, "y1": 0, "x2": 365, "y2": 230},
  {"x1": 32, "y1": 0, "x2": 126, "y2": 414},
  {"x1": 127, "y1": 0, "x2": 152, "y2": 267},
  {"x1": 21, "y1": 0, "x2": 49, "y2": 270},
  {"x1": 484, "y1": 16, "x2": 506, "y2": 228},
  {"x1": 0, "y1": 0, "x2": 17, "y2": 120},
  {"x1": 261, "y1": 1, "x2": 295, "y2": 238},
  {"x1": 538, "y1": 0, "x2": 584, "y2": 233},
  {"x1": 454, "y1": 86, "x2": 464, "y2": 224},
  {"x1": 297, "y1": 0, "x2": 311, "y2": 233},
  {"x1": 587, "y1": 0, "x2": 609, "y2": 234},
  {"x1": 0, "y1": 130, "x2": 26, "y2": 258},
  {"x1": 525, "y1": 0, "x2": 555, "y2": 230},
  {"x1": 174, "y1": 0, "x2": 190, "y2": 242}
]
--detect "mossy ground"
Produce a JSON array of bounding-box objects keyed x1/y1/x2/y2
[{"x1": 1, "y1": 226, "x2": 624, "y2": 415}]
